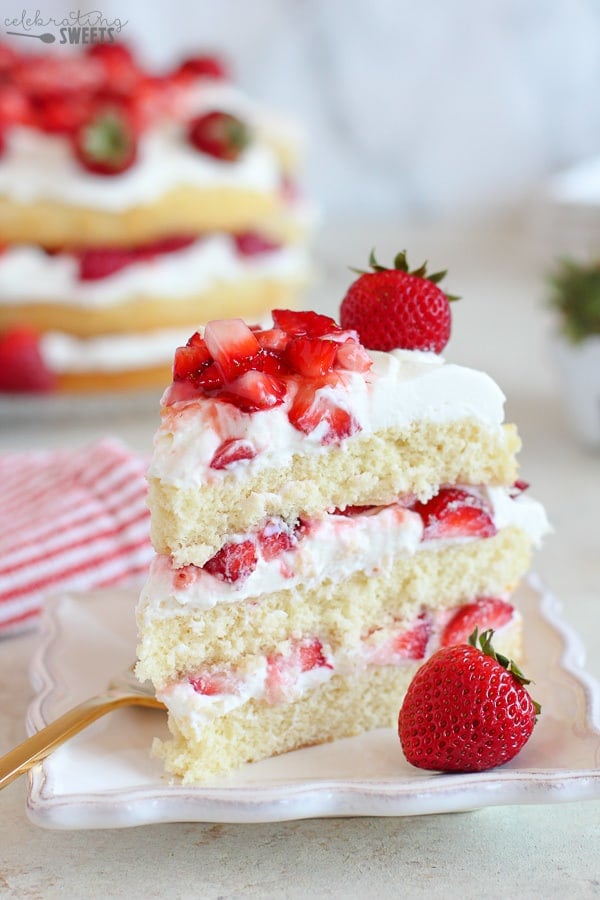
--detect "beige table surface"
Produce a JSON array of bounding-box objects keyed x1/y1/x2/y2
[{"x1": 0, "y1": 222, "x2": 599, "y2": 898}]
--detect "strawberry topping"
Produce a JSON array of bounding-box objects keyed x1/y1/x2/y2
[{"x1": 203, "y1": 539, "x2": 257, "y2": 583}]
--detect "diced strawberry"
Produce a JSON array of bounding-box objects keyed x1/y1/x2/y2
[
  {"x1": 334, "y1": 339, "x2": 373, "y2": 372},
  {"x1": 35, "y1": 94, "x2": 89, "y2": 135},
  {"x1": 173, "y1": 343, "x2": 211, "y2": 382},
  {"x1": 257, "y1": 519, "x2": 298, "y2": 560},
  {"x1": 411, "y1": 488, "x2": 497, "y2": 541},
  {"x1": 12, "y1": 55, "x2": 103, "y2": 99},
  {"x1": 233, "y1": 232, "x2": 280, "y2": 256},
  {"x1": 393, "y1": 613, "x2": 432, "y2": 660},
  {"x1": 175, "y1": 54, "x2": 229, "y2": 81},
  {"x1": 0, "y1": 326, "x2": 56, "y2": 393},
  {"x1": 189, "y1": 670, "x2": 239, "y2": 696},
  {"x1": 0, "y1": 84, "x2": 33, "y2": 127},
  {"x1": 254, "y1": 349, "x2": 292, "y2": 377},
  {"x1": 254, "y1": 327, "x2": 288, "y2": 353},
  {"x1": 221, "y1": 369, "x2": 286, "y2": 413},
  {"x1": 86, "y1": 41, "x2": 140, "y2": 94},
  {"x1": 195, "y1": 362, "x2": 224, "y2": 391},
  {"x1": 203, "y1": 539, "x2": 257, "y2": 583},
  {"x1": 440, "y1": 597, "x2": 514, "y2": 648},
  {"x1": 298, "y1": 638, "x2": 332, "y2": 672},
  {"x1": 288, "y1": 378, "x2": 360, "y2": 444},
  {"x1": 284, "y1": 336, "x2": 338, "y2": 378},
  {"x1": 210, "y1": 438, "x2": 257, "y2": 470},
  {"x1": 272, "y1": 309, "x2": 340, "y2": 338},
  {"x1": 161, "y1": 380, "x2": 202, "y2": 406},
  {"x1": 203, "y1": 318, "x2": 261, "y2": 383}
]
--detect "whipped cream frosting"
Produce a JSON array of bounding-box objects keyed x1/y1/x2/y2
[
  {"x1": 150, "y1": 349, "x2": 509, "y2": 488},
  {"x1": 41, "y1": 326, "x2": 194, "y2": 374},
  {"x1": 0, "y1": 239, "x2": 309, "y2": 307},
  {"x1": 138, "y1": 487, "x2": 549, "y2": 620}
]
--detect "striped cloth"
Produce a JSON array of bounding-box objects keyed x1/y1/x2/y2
[{"x1": 0, "y1": 438, "x2": 153, "y2": 637}]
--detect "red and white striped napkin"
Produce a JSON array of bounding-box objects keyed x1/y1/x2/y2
[{"x1": 0, "y1": 438, "x2": 153, "y2": 637}]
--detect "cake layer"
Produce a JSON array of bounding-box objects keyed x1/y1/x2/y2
[
  {"x1": 136, "y1": 524, "x2": 534, "y2": 686},
  {"x1": 155, "y1": 615, "x2": 522, "y2": 783},
  {"x1": 150, "y1": 418, "x2": 520, "y2": 566}
]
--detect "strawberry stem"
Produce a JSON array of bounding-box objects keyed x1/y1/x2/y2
[
  {"x1": 469, "y1": 627, "x2": 541, "y2": 716},
  {"x1": 350, "y1": 249, "x2": 461, "y2": 301}
]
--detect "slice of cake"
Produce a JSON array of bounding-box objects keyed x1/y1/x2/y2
[
  {"x1": 136, "y1": 253, "x2": 548, "y2": 783},
  {"x1": 0, "y1": 42, "x2": 311, "y2": 393}
]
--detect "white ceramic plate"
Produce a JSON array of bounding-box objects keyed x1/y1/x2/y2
[{"x1": 25, "y1": 575, "x2": 600, "y2": 829}]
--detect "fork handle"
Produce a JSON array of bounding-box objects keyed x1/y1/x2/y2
[{"x1": 0, "y1": 693, "x2": 162, "y2": 790}]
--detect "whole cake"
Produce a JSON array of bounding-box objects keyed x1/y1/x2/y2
[
  {"x1": 0, "y1": 42, "x2": 311, "y2": 392},
  {"x1": 136, "y1": 254, "x2": 548, "y2": 782}
]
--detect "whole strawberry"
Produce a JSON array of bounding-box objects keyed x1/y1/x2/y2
[
  {"x1": 340, "y1": 250, "x2": 457, "y2": 353},
  {"x1": 188, "y1": 111, "x2": 250, "y2": 161},
  {"x1": 398, "y1": 628, "x2": 540, "y2": 772}
]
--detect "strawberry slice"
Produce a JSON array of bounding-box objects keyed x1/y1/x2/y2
[
  {"x1": 203, "y1": 318, "x2": 261, "y2": 383},
  {"x1": 0, "y1": 326, "x2": 56, "y2": 393},
  {"x1": 234, "y1": 232, "x2": 280, "y2": 256},
  {"x1": 76, "y1": 247, "x2": 135, "y2": 281},
  {"x1": 265, "y1": 637, "x2": 332, "y2": 704},
  {"x1": 411, "y1": 488, "x2": 497, "y2": 541},
  {"x1": 221, "y1": 370, "x2": 286, "y2": 413},
  {"x1": 210, "y1": 438, "x2": 257, "y2": 470},
  {"x1": 284, "y1": 336, "x2": 338, "y2": 378},
  {"x1": 440, "y1": 597, "x2": 514, "y2": 647},
  {"x1": 288, "y1": 380, "x2": 360, "y2": 444},
  {"x1": 203, "y1": 539, "x2": 257, "y2": 583},
  {"x1": 393, "y1": 613, "x2": 432, "y2": 660},
  {"x1": 257, "y1": 518, "x2": 298, "y2": 560},
  {"x1": 189, "y1": 670, "x2": 240, "y2": 696},
  {"x1": 272, "y1": 309, "x2": 340, "y2": 338}
]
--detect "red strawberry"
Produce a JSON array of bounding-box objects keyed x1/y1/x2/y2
[
  {"x1": 175, "y1": 54, "x2": 228, "y2": 81},
  {"x1": 12, "y1": 55, "x2": 102, "y2": 99},
  {"x1": 203, "y1": 318, "x2": 260, "y2": 382},
  {"x1": 203, "y1": 539, "x2": 257, "y2": 583},
  {"x1": 188, "y1": 111, "x2": 250, "y2": 161},
  {"x1": 258, "y1": 519, "x2": 298, "y2": 560},
  {"x1": 340, "y1": 251, "x2": 457, "y2": 354},
  {"x1": 410, "y1": 488, "x2": 497, "y2": 541},
  {"x1": 440, "y1": 597, "x2": 514, "y2": 648},
  {"x1": 221, "y1": 369, "x2": 287, "y2": 412},
  {"x1": 398, "y1": 628, "x2": 540, "y2": 772},
  {"x1": 254, "y1": 328, "x2": 288, "y2": 353},
  {"x1": 284, "y1": 336, "x2": 338, "y2": 378},
  {"x1": 265, "y1": 637, "x2": 332, "y2": 703},
  {"x1": 76, "y1": 247, "x2": 135, "y2": 281},
  {"x1": 0, "y1": 326, "x2": 56, "y2": 393},
  {"x1": 173, "y1": 342, "x2": 212, "y2": 383},
  {"x1": 189, "y1": 670, "x2": 239, "y2": 696},
  {"x1": 0, "y1": 84, "x2": 33, "y2": 127},
  {"x1": 288, "y1": 378, "x2": 360, "y2": 444},
  {"x1": 234, "y1": 232, "x2": 280, "y2": 256},
  {"x1": 86, "y1": 42, "x2": 140, "y2": 93},
  {"x1": 72, "y1": 107, "x2": 137, "y2": 175},
  {"x1": 334, "y1": 339, "x2": 372, "y2": 372},
  {"x1": 35, "y1": 94, "x2": 89, "y2": 135},
  {"x1": 209, "y1": 438, "x2": 257, "y2": 470},
  {"x1": 272, "y1": 308, "x2": 339, "y2": 338},
  {"x1": 393, "y1": 613, "x2": 432, "y2": 660}
]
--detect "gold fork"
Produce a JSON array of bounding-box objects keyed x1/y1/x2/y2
[{"x1": 0, "y1": 665, "x2": 164, "y2": 790}]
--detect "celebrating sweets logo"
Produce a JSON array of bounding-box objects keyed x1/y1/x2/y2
[{"x1": 4, "y1": 9, "x2": 127, "y2": 44}]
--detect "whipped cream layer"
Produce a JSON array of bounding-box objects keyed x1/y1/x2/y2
[
  {"x1": 158, "y1": 606, "x2": 520, "y2": 736},
  {"x1": 139, "y1": 487, "x2": 549, "y2": 618},
  {"x1": 41, "y1": 326, "x2": 194, "y2": 374},
  {"x1": 0, "y1": 239, "x2": 309, "y2": 307},
  {"x1": 151, "y1": 349, "x2": 509, "y2": 488}
]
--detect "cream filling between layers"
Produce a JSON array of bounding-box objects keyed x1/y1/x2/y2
[
  {"x1": 40, "y1": 326, "x2": 194, "y2": 374},
  {"x1": 150, "y1": 348, "x2": 509, "y2": 488},
  {"x1": 0, "y1": 239, "x2": 309, "y2": 307},
  {"x1": 139, "y1": 488, "x2": 549, "y2": 618},
  {"x1": 158, "y1": 608, "x2": 521, "y2": 738}
]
